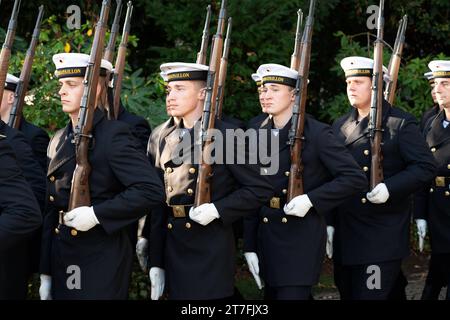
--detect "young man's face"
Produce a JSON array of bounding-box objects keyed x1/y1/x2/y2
[
  {"x1": 165, "y1": 80, "x2": 204, "y2": 117},
  {"x1": 260, "y1": 83, "x2": 294, "y2": 117},
  {"x1": 430, "y1": 82, "x2": 438, "y2": 104},
  {"x1": 346, "y1": 76, "x2": 372, "y2": 109},
  {"x1": 0, "y1": 90, "x2": 14, "y2": 120},
  {"x1": 257, "y1": 86, "x2": 267, "y2": 113},
  {"x1": 434, "y1": 78, "x2": 450, "y2": 109},
  {"x1": 58, "y1": 77, "x2": 85, "y2": 115},
  {"x1": 58, "y1": 77, "x2": 104, "y2": 116}
]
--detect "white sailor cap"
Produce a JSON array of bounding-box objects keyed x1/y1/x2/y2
[
  {"x1": 428, "y1": 60, "x2": 450, "y2": 79},
  {"x1": 159, "y1": 62, "x2": 209, "y2": 83},
  {"x1": 423, "y1": 71, "x2": 434, "y2": 83},
  {"x1": 251, "y1": 73, "x2": 262, "y2": 87},
  {"x1": 340, "y1": 56, "x2": 389, "y2": 79},
  {"x1": 52, "y1": 53, "x2": 113, "y2": 79},
  {"x1": 257, "y1": 63, "x2": 298, "y2": 87},
  {"x1": 4, "y1": 73, "x2": 19, "y2": 92}
]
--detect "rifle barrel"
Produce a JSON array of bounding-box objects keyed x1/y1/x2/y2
[
  {"x1": 104, "y1": 0, "x2": 123, "y2": 62},
  {"x1": 9, "y1": 5, "x2": 44, "y2": 128},
  {"x1": 0, "y1": 0, "x2": 21, "y2": 105},
  {"x1": 112, "y1": 1, "x2": 133, "y2": 119},
  {"x1": 196, "y1": 5, "x2": 212, "y2": 65}
]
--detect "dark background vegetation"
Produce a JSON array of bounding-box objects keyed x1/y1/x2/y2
[
  {"x1": 1, "y1": 0, "x2": 449, "y2": 130},
  {"x1": 1, "y1": 0, "x2": 448, "y2": 299}
]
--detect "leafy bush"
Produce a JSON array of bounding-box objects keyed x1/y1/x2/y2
[
  {"x1": 320, "y1": 31, "x2": 449, "y2": 123},
  {"x1": 3, "y1": 1, "x2": 450, "y2": 126},
  {"x1": 137, "y1": 0, "x2": 340, "y2": 121},
  {"x1": 4, "y1": 15, "x2": 166, "y2": 133}
]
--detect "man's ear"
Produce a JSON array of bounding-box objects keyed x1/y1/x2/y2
[
  {"x1": 290, "y1": 88, "x2": 296, "y2": 102},
  {"x1": 198, "y1": 87, "x2": 206, "y2": 101},
  {"x1": 7, "y1": 91, "x2": 15, "y2": 104}
]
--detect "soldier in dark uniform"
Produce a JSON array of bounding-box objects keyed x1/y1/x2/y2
[
  {"x1": 0, "y1": 123, "x2": 45, "y2": 213},
  {"x1": 415, "y1": 60, "x2": 450, "y2": 300},
  {"x1": 0, "y1": 134, "x2": 41, "y2": 299},
  {"x1": 0, "y1": 119, "x2": 46, "y2": 280},
  {"x1": 413, "y1": 70, "x2": 439, "y2": 298},
  {"x1": 138, "y1": 112, "x2": 245, "y2": 275},
  {"x1": 242, "y1": 64, "x2": 367, "y2": 300},
  {"x1": 1, "y1": 73, "x2": 49, "y2": 171},
  {"x1": 388, "y1": 71, "x2": 441, "y2": 300},
  {"x1": 1, "y1": 74, "x2": 46, "y2": 210},
  {"x1": 1, "y1": 74, "x2": 48, "y2": 276},
  {"x1": 38, "y1": 53, "x2": 164, "y2": 300},
  {"x1": 106, "y1": 81, "x2": 153, "y2": 265},
  {"x1": 331, "y1": 56, "x2": 437, "y2": 300},
  {"x1": 146, "y1": 62, "x2": 273, "y2": 300},
  {"x1": 19, "y1": 118, "x2": 50, "y2": 171}
]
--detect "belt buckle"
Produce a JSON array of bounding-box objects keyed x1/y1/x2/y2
[
  {"x1": 172, "y1": 205, "x2": 186, "y2": 218},
  {"x1": 435, "y1": 176, "x2": 445, "y2": 187},
  {"x1": 269, "y1": 197, "x2": 280, "y2": 209}
]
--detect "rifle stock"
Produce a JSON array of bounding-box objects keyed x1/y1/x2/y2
[
  {"x1": 68, "y1": 0, "x2": 112, "y2": 210},
  {"x1": 9, "y1": 5, "x2": 44, "y2": 129}
]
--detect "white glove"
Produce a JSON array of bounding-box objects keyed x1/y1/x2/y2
[
  {"x1": 326, "y1": 226, "x2": 335, "y2": 259},
  {"x1": 39, "y1": 274, "x2": 52, "y2": 300},
  {"x1": 136, "y1": 237, "x2": 149, "y2": 272},
  {"x1": 244, "y1": 252, "x2": 263, "y2": 290},
  {"x1": 366, "y1": 183, "x2": 390, "y2": 204},
  {"x1": 149, "y1": 267, "x2": 165, "y2": 300},
  {"x1": 189, "y1": 203, "x2": 220, "y2": 226},
  {"x1": 283, "y1": 194, "x2": 313, "y2": 217},
  {"x1": 63, "y1": 206, "x2": 99, "y2": 232},
  {"x1": 416, "y1": 219, "x2": 427, "y2": 252}
]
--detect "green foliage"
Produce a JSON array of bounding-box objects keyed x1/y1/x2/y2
[
  {"x1": 3, "y1": 1, "x2": 449, "y2": 128},
  {"x1": 132, "y1": 0, "x2": 449, "y2": 123},
  {"x1": 318, "y1": 31, "x2": 369, "y2": 122},
  {"x1": 396, "y1": 53, "x2": 450, "y2": 119},
  {"x1": 2, "y1": 1, "x2": 449, "y2": 300},
  {"x1": 4, "y1": 15, "x2": 159, "y2": 133},
  {"x1": 7, "y1": 15, "x2": 69, "y2": 132},
  {"x1": 122, "y1": 68, "x2": 167, "y2": 129},
  {"x1": 128, "y1": 262, "x2": 151, "y2": 300},
  {"x1": 320, "y1": 32, "x2": 449, "y2": 123},
  {"x1": 138, "y1": 0, "x2": 340, "y2": 121}
]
